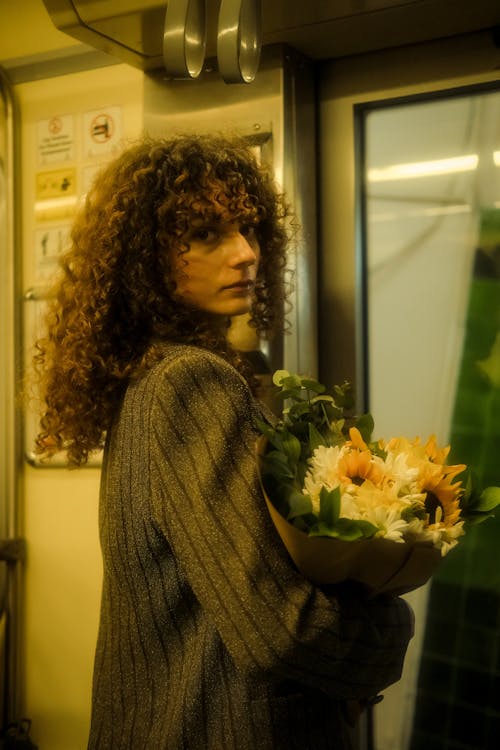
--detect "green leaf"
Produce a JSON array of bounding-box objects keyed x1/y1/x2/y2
[
  {"x1": 300, "y1": 378, "x2": 326, "y2": 394},
  {"x1": 310, "y1": 517, "x2": 378, "y2": 541},
  {"x1": 295, "y1": 459, "x2": 309, "y2": 488},
  {"x1": 286, "y1": 491, "x2": 313, "y2": 519},
  {"x1": 459, "y1": 471, "x2": 500, "y2": 518},
  {"x1": 333, "y1": 519, "x2": 366, "y2": 541},
  {"x1": 476, "y1": 486, "x2": 500, "y2": 513},
  {"x1": 308, "y1": 423, "x2": 325, "y2": 453},
  {"x1": 310, "y1": 394, "x2": 335, "y2": 405},
  {"x1": 354, "y1": 519, "x2": 379, "y2": 538},
  {"x1": 278, "y1": 388, "x2": 302, "y2": 401},
  {"x1": 319, "y1": 486, "x2": 341, "y2": 526},
  {"x1": 261, "y1": 452, "x2": 295, "y2": 481},
  {"x1": 308, "y1": 522, "x2": 342, "y2": 538},
  {"x1": 272, "y1": 369, "x2": 290, "y2": 386},
  {"x1": 255, "y1": 418, "x2": 273, "y2": 439},
  {"x1": 291, "y1": 515, "x2": 314, "y2": 533},
  {"x1": 281, "y1": 432, "x2": 301, "y2": 465},
  {"x1": 288, "y1": 401, "x2": 314, "y2": 418},
  {"x1": 332, "y1": 382, "x2": 354, "y2": 409},
  {"x1": 401, "y1": 503, "x2": 427, "y2": 522},
  {"x1": 262, "y1": 429, "x2": 288, "y2": 454},
  {"x1": 464, "y1": 511, "x2": 495, "y2": 527},
  {"x1": 281, "y1": 374, "x2": 303, "y2": 391},
  {"x1": 354, "y1": 413, "x2": 374, "y2": 443}
]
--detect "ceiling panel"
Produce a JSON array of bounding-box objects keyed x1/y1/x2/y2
[{"x1": 40, "y1": 0, "x2": 500, "y2": 69}]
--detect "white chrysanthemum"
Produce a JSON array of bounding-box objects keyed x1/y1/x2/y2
[
  {"x1": 403, "y1": 517, "x2": 426, "y2": 536},
  {"x1": 383, "y1": 450, "x2": 420, "y2": 490},
  {"x1": 305, "y1": 486, "x2": 321, "y2": 515},
  {"x1": 363, "y1": 504, "x2": 409, "y2": 543},
  {"x1": 300, "y1": 438, "x2": 465, "y2": 553},
  {"x1": 410, "y1": 518, "x2": 465, "y2": 556},
  {"x1": 354, "y1": 479, "x2": 408, "y2": 514},
  {"x1": 336, "y1": 489, "x2": 364, "y2": 520},
  {"x1": 445, "y1": 520, "x2": 465, "y2": 540},
  {"x1": 303, "y1": 445, "x2": 343, "y2": 514},
  {"x1": 438, "y1": 539, "x2": 459, "y2": 556},
  {"x1": 306, "y1": 445, "x2": 342, "y2": 486},
  {"x1": 395, "y1": 491, "x2": 427, "y2": 509}
]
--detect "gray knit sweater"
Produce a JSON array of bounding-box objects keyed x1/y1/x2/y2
[{"x1": 87, "y1": 344, "x2": 413, "y2": 749}]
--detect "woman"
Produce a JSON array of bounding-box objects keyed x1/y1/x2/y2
[{"x1": 35, "y1": 134, "x2": 413, "y2": 749}]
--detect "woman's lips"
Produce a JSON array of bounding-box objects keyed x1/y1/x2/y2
[{"x1": 225, "y1": 280, "x2": 255, "y2": 291}]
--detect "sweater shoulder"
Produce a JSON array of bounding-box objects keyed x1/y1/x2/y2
[
  {"x1": 131, "y1": 344, "x2": 256, "y2": 418},
  {"x1": 147, "y1": 344, "x2": 245, "y2": 384}
]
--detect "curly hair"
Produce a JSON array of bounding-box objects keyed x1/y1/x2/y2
[{"x1": 34, "y1": 134, "x2": 290, "y2": 465}]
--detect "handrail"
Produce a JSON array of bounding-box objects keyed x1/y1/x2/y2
[
  {"x1": 0, "y1": 63, "x2": 24, "y2": 727},
  {"x1": 162, "y1": 0, "x2": 262, "y2": 83},
  {"x1": 0, "y1": 68, "x2": 18, "y2": 544}
]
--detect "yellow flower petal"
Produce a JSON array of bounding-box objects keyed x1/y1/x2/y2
[{"x1": 348, "y1": 427, "x2": 368, "y2": 451}]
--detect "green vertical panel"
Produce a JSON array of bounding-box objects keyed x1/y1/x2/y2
[
  {"x1": 412, "y1": 209, "x2": 500, "y2": 750},
  {"x1": 439, "y1": 207, "x2": 500, "y2": 590}
]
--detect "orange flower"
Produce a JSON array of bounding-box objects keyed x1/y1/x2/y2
[
  {"x1": 424, "y1": 434, "x2": 450, "y2": 463},
  {"x1": 348, "y1": 427, "x2": 368, "y2": 451},
  {"x1": 424, "y1": 434, "x2": 466, "y2": 475},
  {"x1": 337, "y1": 447, "x2": 384, "y2": 487},
  {"x1": 419, "y1": 467, "x2": 463, "y2": 527}
]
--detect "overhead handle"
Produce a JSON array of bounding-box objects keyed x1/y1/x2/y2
[
  {"x1": 217, "y1": 0, "x2": 262, "y2": 83},
  {"x1": 163, "y1": 0, "x2": 207, "y2": 79}
]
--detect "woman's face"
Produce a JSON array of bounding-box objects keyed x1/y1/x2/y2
[{"x1": 172, "y1": 218, "x2": 260, "y2": 318}]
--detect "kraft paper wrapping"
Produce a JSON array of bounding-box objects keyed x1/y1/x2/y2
[{"x1": 257, "y1": 438, "x2": 442, "y2": 595}]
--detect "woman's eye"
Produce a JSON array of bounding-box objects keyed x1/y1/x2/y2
[
  {"x1": 192, "y1": 227, "x2": 218, "y2": 242},
  {"x1": 240, "y1": 224, "x2": 256, "y2": 239}
]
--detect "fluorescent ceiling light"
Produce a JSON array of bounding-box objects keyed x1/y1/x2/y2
[
  {"x1": 368, "y1": 154, "x2": 478, "y2": 182},
  {"x1": 370, "y1": 204, "x2": 471, "y2": 222}
]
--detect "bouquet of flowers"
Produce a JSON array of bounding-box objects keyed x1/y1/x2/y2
[{"x1": 257, "y1": 371, "x2": 500, "y2": 595}]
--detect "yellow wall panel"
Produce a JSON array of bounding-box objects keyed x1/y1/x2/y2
[{"x1": 18, "y1": 62, "x2": 143, "y2": 750}]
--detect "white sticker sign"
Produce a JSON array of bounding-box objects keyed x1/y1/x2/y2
[
  {"x1": 83, "y1": 106, "x2": 122, "y2": 159},
  {"x1": 82, "y1": 163, "x2": 105, "y2": 196},
  {"x1": 34, "y1": 225, "x2": 71, "y2": 281},
  {"x1": 37, "y1": 114, "x2": 75, "y2": 165}
]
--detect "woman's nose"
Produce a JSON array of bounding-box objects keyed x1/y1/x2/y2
[{"x1": 229, "y1": 231, "x2": 258, "y2": 266}]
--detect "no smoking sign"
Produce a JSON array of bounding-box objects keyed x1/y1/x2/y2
[{"x1": 83, "y1": 106, "x2": 122, "y2": 158}]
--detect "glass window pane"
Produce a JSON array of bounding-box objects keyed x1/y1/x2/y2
[{"x1": 362, "y1": 88, "x2": 500, "y2": 750}]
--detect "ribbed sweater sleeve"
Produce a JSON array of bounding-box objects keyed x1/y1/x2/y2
[{"x1": 144, "y1": 347, "x2": 413, "y2": 700}]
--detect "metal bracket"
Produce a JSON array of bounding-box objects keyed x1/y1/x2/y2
[{"x1": 0, "y1": 539, "x2": 26, "y2": 564}]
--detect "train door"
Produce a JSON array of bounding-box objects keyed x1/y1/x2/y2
[{"x1": 319, "y1": 30, "x2": 500, "y2": 750}]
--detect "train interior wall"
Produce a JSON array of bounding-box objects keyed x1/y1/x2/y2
[{"x1": 1, "y1": 2, "x2": 499, "y2": 748}]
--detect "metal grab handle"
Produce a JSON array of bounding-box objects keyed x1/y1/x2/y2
[
  {"x1": 217, "y1": 0, "x2": 262, "y2": 83},
  {"x1": 163, "y1": 0, "x2": 207, "y2": 79}
]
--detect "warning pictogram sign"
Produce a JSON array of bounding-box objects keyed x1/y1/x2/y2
[
  {"x1": 37, "y1": 114, "x2": 74, "y2": 165},
  {"x1": 83, "y1": 106, "x2": 122, "y2": 158},
  {"x1": 90, "y1": 113, "x2": 115, "y2": 143},
  {"x1": 48, "y1": 116, "x2": 63, "y2": 135}
]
